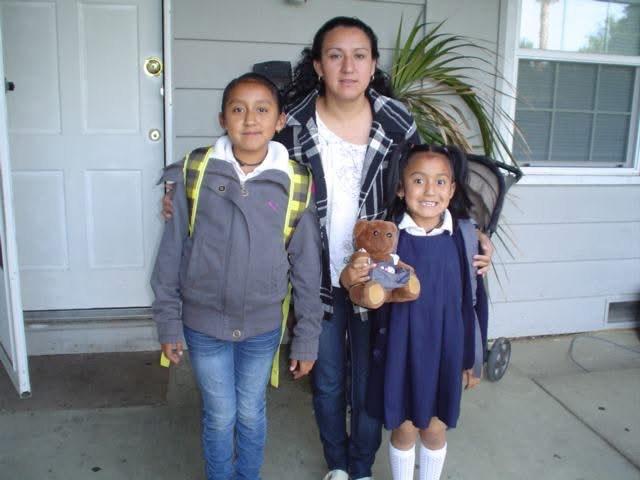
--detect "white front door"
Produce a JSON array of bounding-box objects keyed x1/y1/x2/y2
[
  {"x1": 1, "y1": 0, "x2": 165, "y2": 310},
  {"x1": 0, "y1": 22, "x2": 29, "y2": 397}
]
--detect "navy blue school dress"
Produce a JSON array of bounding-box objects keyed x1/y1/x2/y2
[{"x1": 367, "y1": 226, "x2": 480, "y2": 430}]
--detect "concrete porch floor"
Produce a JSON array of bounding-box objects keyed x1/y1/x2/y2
[{"x1": 1, "y1": 329, "x2": 639, "y2": 480}]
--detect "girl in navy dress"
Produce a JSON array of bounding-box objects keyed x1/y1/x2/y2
[{"x1": 367, "y1": 143, "x2": 482, "y2": 480}]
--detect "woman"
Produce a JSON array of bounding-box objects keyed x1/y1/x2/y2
[{"x1": 276, "y1": 17, "x2": 492, "y2": 480}]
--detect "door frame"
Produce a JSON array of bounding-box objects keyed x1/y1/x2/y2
[
  {"x1": 163, "y1": 0, "x2": 173, "y2": 167},
  {"x1": 0, "y1": 21, "x2": 30, "y2": 398}
]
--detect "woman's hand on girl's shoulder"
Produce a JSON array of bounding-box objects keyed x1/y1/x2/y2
[
  {"x1": 474, "y1": 231, "x2": 494, "y2": 276},
  {"x1": 162, "y1": 184, "x2": 175, "y2": 220}
]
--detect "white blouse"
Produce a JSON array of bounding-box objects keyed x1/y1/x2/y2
[{"x1": 316, "y1": 114, "x2": 368, "y2": 287}]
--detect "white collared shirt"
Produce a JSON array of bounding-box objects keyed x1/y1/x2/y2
[
  {"x1": 214, "y1": 135, "x2": 290, "y2": 181},
  {"x1": 398, "y1": 210, "x2": 453, "y2": 237}
]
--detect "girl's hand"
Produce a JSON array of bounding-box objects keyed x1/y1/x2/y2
[
  {"x1": 162, "y1": 183, "x2": 175, "y2": 220},
  {"x1": 474, "y1": 231, "x2": 494, "y2": 276},
  {"x1": 339, "y1": 258, "x2": 375, "y2": 290},
  {"x1": 463, "y1": 369, "x2": 481, "y2": 390},
  {"x1": 289, "y1": 359, "x2": 315, "y2": 380},
  {"x1": 161, "y1": 342, "x2": 184, "y2": 365}
]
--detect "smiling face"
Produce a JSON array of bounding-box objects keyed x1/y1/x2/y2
[
  {"x1": 219, "y1": 80, "x2": 285, "y2": 164},
  {"x1": 313, "y1": 26, "x2": 377, "y2": 102},
  {"x1": 398, "y1": 152, "x2": 456, "y2": 231}
]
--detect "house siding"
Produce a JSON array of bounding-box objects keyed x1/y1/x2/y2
[
  {"x1": 488, "y1": 184, "x2": 640, "y2": 337},
  {"x1": 171, "y1": 0, "x2": 640, "y2": 339},
  {"x1": 426, "y1": 0, "x2": 640, "y2": 337},
  {"x1": 171, "y1": 0, "x2": 424, "y2": 161}
]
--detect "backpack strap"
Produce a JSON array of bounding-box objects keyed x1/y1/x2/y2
[
  {"x1": 183, "y1": 146, "x2": 214, "y2": 236},
  {"x1": 458, "y1": 219, "x2": 479, "y2": 307},
  {"x1": 283, "y1": 159, "x2": 312, "y2": 246},
  {"x1": 457, "y1": 218, "x2": 485, "y2": 378}
]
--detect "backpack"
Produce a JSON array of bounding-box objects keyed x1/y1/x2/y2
[{"x1": 182, "y1": 146, "x2": 313, "y2": 387}]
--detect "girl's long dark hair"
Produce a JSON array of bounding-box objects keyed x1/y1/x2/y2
[
  {"x1": 283, "y1": 16, "x2": 395, "y2": 107},
  {"x1": 386, "y1": 142, "x2": 473, "y2": 224}
]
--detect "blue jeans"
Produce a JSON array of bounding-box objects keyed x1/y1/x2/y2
[
  {"x1": 312, "y1": 288, "x2": 382, "y2": 479},
  {"x1": 184, "y1": 325, "x2": 280, "y2": 480}
]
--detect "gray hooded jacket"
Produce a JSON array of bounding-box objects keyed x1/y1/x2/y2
[{"x1": 151, "y1": 154, "x2": 322, "y2": 361}]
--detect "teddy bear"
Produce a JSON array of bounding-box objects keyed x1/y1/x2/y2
[{"x1": 345, "y1": 219, "x2": 421, "y2": 310}]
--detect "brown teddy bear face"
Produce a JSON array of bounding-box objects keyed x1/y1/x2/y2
[{"x1": 353, "y1": 220, "x2": 399, "y2": 261}]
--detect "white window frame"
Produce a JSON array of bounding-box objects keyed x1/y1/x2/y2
[{"x1": 497, "y1": 0, "x2": 640, "y2": 185}]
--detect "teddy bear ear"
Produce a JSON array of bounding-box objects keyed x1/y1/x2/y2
[{"x1": 353, "y1": 220, "x2": 369, "y2": 238}]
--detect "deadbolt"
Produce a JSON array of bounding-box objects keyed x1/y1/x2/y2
[
  {"x1": 149, "y1": 129, "x2": 162, "y2": 141},
  {"x1": 144, "y1": 57, "x2": 163, "y2": 77}
]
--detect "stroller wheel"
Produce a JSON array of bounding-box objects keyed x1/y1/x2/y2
[{"x1": 486, "y1": 337, "x2": 511, "y2": 381}]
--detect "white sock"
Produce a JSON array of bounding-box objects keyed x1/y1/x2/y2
[
  {"x1": 389, "y1": 442, "x2": 415, "y2": 480},
  {"x1": 419, "y1": 442, "x2": 447, "y2": 480}
]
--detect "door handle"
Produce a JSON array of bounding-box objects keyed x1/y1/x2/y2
[{"x1": 5, "y1": 78, "x2": 15, "y2": 92}]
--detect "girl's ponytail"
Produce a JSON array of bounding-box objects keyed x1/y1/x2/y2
[
  {"x1": 384, "y1": 139, "x2": 412, "y2": 223},
  {"x1": 444, "y1": 145, "x2": 472, "y2": 221}
]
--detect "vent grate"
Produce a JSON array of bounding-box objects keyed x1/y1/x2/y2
[{"x1": 607, "y1": 300, "x2": 640, "y2": 324}]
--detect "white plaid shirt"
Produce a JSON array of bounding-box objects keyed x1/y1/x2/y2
[{"x1": 275, "y1": 88, "x2": 419, "y2": 321}]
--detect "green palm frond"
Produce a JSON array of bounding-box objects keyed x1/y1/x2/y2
[{"x1": 391, "y1": 17, "x2": 524, "y2": 166}]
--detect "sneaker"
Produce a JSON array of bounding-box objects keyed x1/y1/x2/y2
[{"x1": 323, "y1": 470, "x2": 349, "y2": 480}]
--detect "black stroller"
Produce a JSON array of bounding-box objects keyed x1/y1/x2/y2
[{"x1": 466, "y1": 154, "x2": 522, "y2": 381}]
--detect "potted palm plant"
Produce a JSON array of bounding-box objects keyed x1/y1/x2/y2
[{"x1": 391, "y1": 18, "x2": 523, "y2": 167}]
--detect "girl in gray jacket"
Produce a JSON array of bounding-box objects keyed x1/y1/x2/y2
[{"x1": 151, "y1": 73, "x2": 323, "y2": 480}]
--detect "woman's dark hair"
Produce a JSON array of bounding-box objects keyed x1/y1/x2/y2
[
  {"x1": 221, "y1": 72, "x2": 284, "y2": 114},
  {"x1": 283, "y1": 16, "x2": 394, "y2": 107},
  {"x1": 386, "y1": 142, "x2": 473, "y2": 224}
]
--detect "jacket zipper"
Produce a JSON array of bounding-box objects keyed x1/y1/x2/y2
[
  {"x1": 220, "y1": 207, "x2": 234, "y2": 324},
  {"x1": 223, "y1": 174, "x2": 287, "y2": 331}
]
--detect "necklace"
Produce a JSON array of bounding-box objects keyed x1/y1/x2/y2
[
  {"x1": 424, "y1": 214, "x2": 445, "y2": 234},
  {"x1": 235, "y1": 156, "x2": 265, "y2": 168}
]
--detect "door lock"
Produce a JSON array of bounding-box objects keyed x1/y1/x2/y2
[{"x1": 148, "y1": 129, "x2": 162, "y2": 141}]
